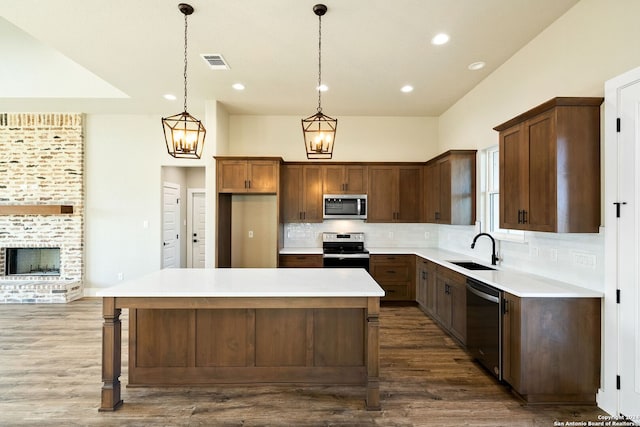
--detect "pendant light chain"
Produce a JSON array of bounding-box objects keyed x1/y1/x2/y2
[
  {"x1": 183, "y1": 11, "x2": 189, "y2": 113},
  {"x1": 301, "y1": 4, "x2": 336, "y2": 160},
  {"x1": 317, "y1": 13, "x2": 322, "y2": 113},
  {"x1": 162, "y1": 3, "x2": 206, "y2": 159}
]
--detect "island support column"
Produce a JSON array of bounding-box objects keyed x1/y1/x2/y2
[
  {"x1": 99, "y1": 297, "x2": 123, "y2": 411},
  {"x1": 366, "y1": 297, "x2": 381, "y2": 410}
]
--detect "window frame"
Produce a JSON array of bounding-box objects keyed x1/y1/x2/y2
[{"x1": 481, "y1": 145, "x2": 525, "y2": 243}]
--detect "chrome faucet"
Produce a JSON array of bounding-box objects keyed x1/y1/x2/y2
[{"x1": 471, "y1": 233, "x2": 499, "y2": 265}]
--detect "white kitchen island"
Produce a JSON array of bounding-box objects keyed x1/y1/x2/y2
[{"x1": 97, "y1": 268, "x2": 385, "y2": 412}]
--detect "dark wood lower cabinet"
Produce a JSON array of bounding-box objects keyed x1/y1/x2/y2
[
  {"x1": 502, "y1": 292, "x2": 601, "y2": 404},
  {"x1": 370, "y1": 255, "x2": 415, "y2": 301},
  {"x1": 278, "y1": 254, "x2": 323, "y2": 268},
  {"x1": 433, "y1": 266, "x2": 466, "y2": 345}
]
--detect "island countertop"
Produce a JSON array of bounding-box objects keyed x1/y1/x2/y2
[{"x1": 96, "y1": 268, "x2": 385, "y2": 298}]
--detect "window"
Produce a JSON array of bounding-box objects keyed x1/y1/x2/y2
[{"x1": 482, "y1": 146, "x2": 524, "y2": 241}]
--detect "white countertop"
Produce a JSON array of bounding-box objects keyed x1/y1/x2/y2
[
  {"x1": 279, "y1": 246, "x2": 602, "y2": 298},
  {"x1": 96, "y1": 268, "x2": 385, "y2": 298},
  {"x1": 279, "y1": 248, "x2": 323, "y2": 255}
]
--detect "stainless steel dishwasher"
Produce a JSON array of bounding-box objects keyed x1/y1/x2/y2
[{"x1": 466, "y1": 278, "x2": 503, "y2": 380}]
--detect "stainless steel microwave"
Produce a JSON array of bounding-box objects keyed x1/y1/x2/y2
[{"x1": 323, "y1": 195, "x2": 367, "y2": 220}]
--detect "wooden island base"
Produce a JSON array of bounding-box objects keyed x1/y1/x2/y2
[{"x1": 100, "y1": 296, "x2": 381, "y2": 411}]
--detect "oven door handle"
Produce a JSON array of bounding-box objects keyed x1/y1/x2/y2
[
  {"x1": 323, "y1": 253, "x2": 370, "y2": 259},
  {"x1": 466, "y1": 283, "x2": 500, "y2": 303}
]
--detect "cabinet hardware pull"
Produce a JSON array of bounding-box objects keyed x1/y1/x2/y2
[
  {"x1": 503, "y1": 299, "x2": 509, "y2": 314},
  {"x1": 386, "y1": 270, "x2": 396, "y2": 274},
  {"x1": 517, "y1": 209, "x2": 522, "y2": 224},
  {"x1": 522, "y1": 210, "x2": 528, "y2": 224},
  {"x1": 303, "y1": 212, "x2": 306, "y2": 220}
]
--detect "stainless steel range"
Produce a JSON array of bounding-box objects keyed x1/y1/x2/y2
[{"x1": 322, "y1": 232, "x2": 370, "y2": 271}]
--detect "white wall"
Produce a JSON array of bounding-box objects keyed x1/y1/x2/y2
[
  {"x1": 435, "y1": 0, "x2": 640, "y2": 292},
  {"x1": 84, "y1": 114, "x2": 216, "y2": 291},
  {"x1": 229, "y1": 115, "x2": 439, "y2": 161},
  {"x1": 439, "y1": 0, "x2": 640, "y2": 152}
]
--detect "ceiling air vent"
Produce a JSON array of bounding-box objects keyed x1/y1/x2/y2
[{"x1": 201, "y1": 54, "x2": 230, "y2": 70}]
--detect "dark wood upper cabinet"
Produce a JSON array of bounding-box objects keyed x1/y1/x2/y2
[
  {"x1": 368, "y1": 164, "x2": 422, "y2": 223},
  {"x1": 423, "y1": 150, "x2": 476, "y2": 225},
  {"x1": 280, "y1": 164, "x2": 323, "y2": 223},
  {"x1": 495, "y1": 97, "x2": 603, "y2": 233},
  {"x1": 322, "y1": 164, "x2": 368, "y2": 194},
  {"x1": 216, "y1": 157, "x2": 280, "y2": 194}
]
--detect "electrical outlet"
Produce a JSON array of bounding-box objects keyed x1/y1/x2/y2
[
  {"x1": 572, "y1": 252, "x2": 597, "y2": 269},
  {"x1": 117, "y1": 272, "x2": 124, "y2": 281},
  {"x1": 143, "y1": 220, "x2": 149, "y2": 229},
  {"x1": 248, "y1": 230, "x2": 254, "y2": 238}
]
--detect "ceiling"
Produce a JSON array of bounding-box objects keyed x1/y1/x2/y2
[{"x1": 0, "y1": 0, "x2": 580, "y2": 117}]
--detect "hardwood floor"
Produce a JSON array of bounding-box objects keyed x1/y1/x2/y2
[{"x1": 0, "y1": 298, "x2": 606, "y2": 426}]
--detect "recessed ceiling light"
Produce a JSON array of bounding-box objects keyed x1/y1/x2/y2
[
  {"x1": 232, "y1": 83, "x2": 245, "y2": 91},
  {"x1": 468, "y1": 61, "x2": 486, "y2": 71},
  {"x1": 163, "y1": 94, "x2": 177, "y2": 100},
  {"x1": 317, "y1": 84, "x2": 328, "y2": 92},
  {"x1": 401, "y1": 85, "x2": 414, "y2": 93},
  {"x1": 431, "y1": 33, "x2": 450, "y2": 45}
]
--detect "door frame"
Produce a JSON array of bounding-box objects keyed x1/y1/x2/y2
[
  {"x1": 162, "y1": 181, "x2": 181, "y2": 269},
  {"x1": 187, "y1": 188, "x2": 206, "y2": 268},
  {"x1": 600, "y1": 65, "x2": 640, "y2": 421}
]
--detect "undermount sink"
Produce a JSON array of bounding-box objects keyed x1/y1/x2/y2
[{"x1": 448, "y1": 261, "x2": 496, "y2": 271}]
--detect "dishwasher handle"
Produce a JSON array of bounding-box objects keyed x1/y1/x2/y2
[{"x1": 466, "y1": 281, "x2": 500, "y2": 304}]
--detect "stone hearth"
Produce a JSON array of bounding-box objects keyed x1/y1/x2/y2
[{"x1": 0, "y1": 113, "x2": 84, "y2": 303}]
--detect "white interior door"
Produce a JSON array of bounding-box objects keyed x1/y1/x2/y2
[
  {"x1": 190, "y1": 191, "x2": 206, "y2": 268},
  {"x1": 618, "y1": 79, "x2": 640, "y2": 421},
  {"x1": 162, "y1": 183, "x2": 180, "y2": 269}
]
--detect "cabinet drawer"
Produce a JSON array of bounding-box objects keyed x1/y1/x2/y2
[
  {"x1": 380, "y1": 284, "x2": 410, "y2": 301},
  {"x1": 370, "y1": 263, "x2": 411, "y2": 281},
  {"x1": 278, "y1": 254, "x2": 323, "y2": 268}
]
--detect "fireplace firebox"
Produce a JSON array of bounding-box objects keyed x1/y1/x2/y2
[{"x1": 4, "y1": 248, "x2": 61, "y2": 277}]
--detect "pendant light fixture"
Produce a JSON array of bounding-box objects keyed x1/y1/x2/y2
[
  {"x1": 162, "y1": 3, "x2": 206, "y2": 159},
  {"x1": 301, "y1": 4, "x2": 337, "y2": 160}
]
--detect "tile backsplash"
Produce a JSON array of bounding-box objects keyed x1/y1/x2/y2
[
  {"x1": 284, "y1": 221, "x2": 605, "y2": 292},
  {"x1": 284, "y1": 221, "x2": 439, "y2": 248}
]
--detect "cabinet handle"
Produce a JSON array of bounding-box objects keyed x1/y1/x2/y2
[
  {"x1": 435, "y1": 212, "x2": 440, "y2": 220},
  {"x1": 503, "y1": 299, "x2": 509, "y2": 314},
  {"x1": 518, "y1": 209, "x2": 523, "y2": 224},
  {"x1": 386, "y1": 270, "x2": 396, "y2": 274},
  {"x1": 303, "y1": 212, "x2": 306, "y2": 220},
  {"x1": 522, "y1": 210, "x2": 528, "y2": 224}
]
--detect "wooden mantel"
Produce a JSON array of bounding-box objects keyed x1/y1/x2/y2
[{"x1": 0, "y1": 205, "x2": 74, "y2": 215}]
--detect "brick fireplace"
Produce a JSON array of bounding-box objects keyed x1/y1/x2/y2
[{"x1": 0, "y1": 113, "x2": 84, "y2": 303}]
